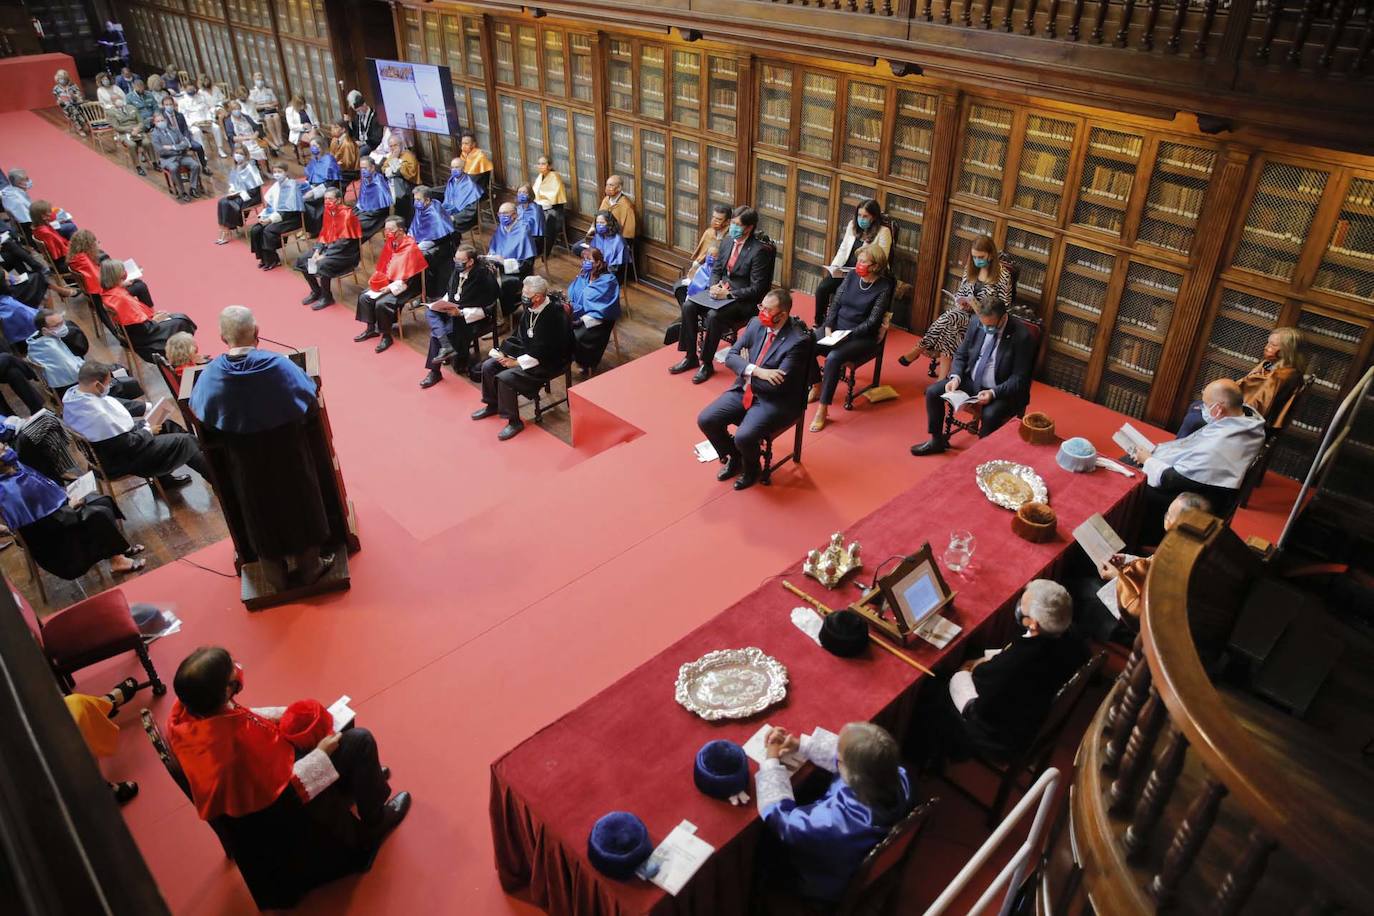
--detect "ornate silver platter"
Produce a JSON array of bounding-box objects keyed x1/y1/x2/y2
[
  {"x1": 975, "y1": 460, "x2": 1049, "y2": 510},
  {"x1": 674, "y1": 648, "x2": 789, "y2": 721}
]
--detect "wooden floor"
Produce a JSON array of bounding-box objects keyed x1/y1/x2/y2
[{"x1": 11, "y1": 109, "x2": 684, "y2": 614}]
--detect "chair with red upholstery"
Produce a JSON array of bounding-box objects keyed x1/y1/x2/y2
[{"x1": 11, "y1": 586, "x2": 166, "y2": 696}]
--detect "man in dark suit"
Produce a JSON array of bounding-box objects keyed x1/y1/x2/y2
[
  {"x1": 156, "y1": 96, "x2": 210, "y2": 173},
  {"x1": 347, "y1": 92, "x2": 383, "y2": 157},
  {"x1": 671, "y1": 205, "x2": 776, "y2": 385},
  {"x1": 942, "y1": 579, "x2": 1087, "y2": 761},
  {"x1": 911, "y1": 297, "x2": 1035, "y2": 456},
  {"x1": 471, "y1": 275, "x2": 571, "y2": 441},
  {"x1": 697, "y1": 289, "x2": 814, "y2": 491},
  {"x1": 422, "y1": 244, "x2": 501, "y2": 387}
]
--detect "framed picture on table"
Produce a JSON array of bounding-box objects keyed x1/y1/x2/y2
[{"x1": 852, "y1": 543, "x2": 956, "y2": 644}]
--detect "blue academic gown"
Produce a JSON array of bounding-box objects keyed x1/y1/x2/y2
[
  {"x1": 0, "y1": 295, "x2": 37, "y2": 345},
  {"x1": 263, "y1": 179, "x2": 304, "y2": 218},
  {"x1": 515, "y1": 201, "x2": 545, "y2": 236},
  {"x1": 304, "y1": 152, "x2": 341, "y2": 186},
  {"x1": 763, "y1": 768, "x2": 912, "y2": 902},
  {"x1": 591, "y1": 231, "x2": 627, "y2": 268},
  {"x1": 686, "y1": 255, "x2": 716, "y2": 298},
  {"x1": 409, "y1": 201, "x2": 454, "y2": 248},
  {"x1": 489, "y1": 218, "x2": 538, "y2": 263},
  {"x1": 442, "y1": 170, "x2": 480, "y2": 218},
  {"x1": 190, "y1": 349, "x2": 316, "y2": 434},
  {"x1": 568, "y1": 273, "x2": 621, "y2": 324},
  {"x1": 357, "y1": 170, "x2": 393, "y2": 212}
]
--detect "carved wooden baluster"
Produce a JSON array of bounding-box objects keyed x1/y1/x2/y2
[
  {"x1": 1257, "y1": 0, "x2": 1286, "y2": 60},
  {"x1": 1003, "y1": 0, "x2": 1017, "y2": 30},
  {"x1": 881, "y1": 0, "x2": 893, "y2": 15},
  {"x1": 922, "y1": 0, "x2": 934, "y2": 21},
  {"x1": 1319, "y1": 0, "x2": 1355, "y2": 67},
  {"x1": 1165, "y1": 0, "x2": 1186, "y2": 52},
  {"x1": 942, "y1": 0, "x2": 954, "y2": 24},
  {"x1": 1354, "y1": 5, "x2": 1374, "y2": 73},
  {"x1": 1212, "y1": 828, "x2": 1278, "y2": 916},
  {"x1": 1103, "y1": 655, "x2": 1153, "y2": 773},
  {"x1": 1288, "y1": 0, "x2": 1320, "y2": 64},
  {"x1": 1140, "y1": 0, "x2": 1162, "y2": 49},
  {"x1": 1193, "y1": 0, "x2": 1218, "y2": 54},
  {"x1": 1114, "y1": 0, "x2": 1137, "y2": 46},
  {"x1": 1045, "y1": 0, "x2": 1060, "y2": 36},
  {"x1": 1148, "y1": 778, "x2": 1228, "y2": 905},
  {"x1": 1091, "y1": 0, "x2": 1111, "y2": 42},
  {"x1": 1109, "y1": 689, "x2": 1167, "y2": 814},
  {"x1": 962, "y1": 0, "x2": 974, "y2": 26},
  {"x1": 1068, "y1": 0, "x2": 1085, "y2": 38},
  {"x1": 1124, "y1": 729, "x2": 1188, "y2": 860},
  {"x1": 983, "y1": 0, "x2": 995, "y2": 27},
  {"x1": 1105, "y1": 638, "x2": 1146, "y2": 731},
  {"x1": 866, "y1": 0, "x2": 878, "y2": 13}
]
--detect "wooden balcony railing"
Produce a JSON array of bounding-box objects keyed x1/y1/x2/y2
[{"x1": 1052, "y1": 511, "x2": 1374, "y2": 913}]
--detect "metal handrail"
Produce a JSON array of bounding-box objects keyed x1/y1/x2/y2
[{"x1": 922, "y1": 767, "x2": 1062, "y2": 916}]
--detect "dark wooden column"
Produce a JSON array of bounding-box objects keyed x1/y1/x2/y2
[{"x1": 911, "y1": 89, "x2": 961, "y2": 331}]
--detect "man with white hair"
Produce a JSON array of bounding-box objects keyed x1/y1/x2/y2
[
  {"x1": 947, "y1": 578, "x2": 1088, "y2": 758},
  {"x1": 471, "y1": 275, "x2": 571, "y2": 441},
  {"x1": 753, "y1": 721, "x2": 913, "y2": 903},
  {"x1": 190, "y1": 306, "x2": 333, "y2": 590}
]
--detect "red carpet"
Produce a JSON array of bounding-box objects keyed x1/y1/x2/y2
[{"x1": 0, "y1": 111, "x2": 1299, "y2": 915}]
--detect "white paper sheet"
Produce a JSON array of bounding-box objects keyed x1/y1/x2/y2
[
  {"x1": 941, "y1": 389, "x2": 973, "y2": 411},
  {"x1": 790, "y1": 606, "x2": 824, "y2": 645},
  {"x1": 741, "y1": 723, "x2": 803, "y2": 771},
  {"x1": 462, "y1": 307, "x2": 485, "y2": 323},
  {"x1": 1096, "y1": 578, "x2": 1122, "y2": 620},
  {"x1": 122, "y1": 258, "x2": 143, "y2": 283},
  {"x1": 914, "y1": 613, "x2": 962, "y2": 649},
  {"x1": 328, "y1": 695, "x2": 356, "y2": 731},
  {"x1": 1073, "y1": 514, "x2": 1125, "y2": 569},
  {"x1": 65, "y1": 471, "x2": 98, "y2": 504},
  {"x1": 1112, "y1": 422, "x2": 1154, "y2": 457},
  {"x1": 636, "y1": 821, "x2": 715, "y2": 895},
  {"x1": 817, "y1": 328, "x2": 851, "y2": 347},
  {"x1": 693, "y1": 439, "x2": 718, "y2": 463}
]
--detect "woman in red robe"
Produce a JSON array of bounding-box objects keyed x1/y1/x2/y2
[{"x1": 99, "y1": 258, "x2": 196, "y2": 360}]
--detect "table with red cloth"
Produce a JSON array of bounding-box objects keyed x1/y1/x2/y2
[
  {"x1": 0, "y1": 53, "x2": 78, "y2": 113},
  {"x1": 490, "y1": 425, "x2": 1141, "y2": 916}
]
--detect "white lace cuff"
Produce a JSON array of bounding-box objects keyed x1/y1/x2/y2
[
  {"x1": 800, "y1": 731, "x2": 840, "y2": 773},
  {"x1": 250, "y1": 706, "x2": 286, "y2": 721},
  {"x1": 754, "y1": 758, "x2": 794, "y2": 816},
  {"x1": 291, "y1": 748, "x2": 339, "y2": 801}
]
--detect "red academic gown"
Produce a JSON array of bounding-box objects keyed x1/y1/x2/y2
[
  {"x1": 368, "y1": 232, "x2": 427, "y2": 292},
  {"x1": 32, "y1": 223, "x2": 69, "y2": 262},
  {"x1": 68, "y1": 252, "x2": 102, "y2": 294}
]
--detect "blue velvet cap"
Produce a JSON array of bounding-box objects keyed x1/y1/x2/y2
[
  {"x1": 587, "y1": 811, "x2": 652, "y2": 880},
  {"x1": 694, "y1": 740, "x2": 749, "y2": 799}
]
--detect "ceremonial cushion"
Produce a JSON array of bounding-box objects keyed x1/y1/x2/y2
[{"x1": 40, "y1": 589, "x2": 141, "y2": 667}]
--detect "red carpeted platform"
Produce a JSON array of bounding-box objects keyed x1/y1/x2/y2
[
  {"x1": 0, "y1": 111, "x2": 1299, "y2": 915},
  {"x1": 0, "y1": 53, "x2": 78, "y2": 113}
]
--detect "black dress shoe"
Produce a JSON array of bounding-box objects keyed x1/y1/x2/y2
[
  {"x1": 310, "y1": 297, "x2": 334, "y2": 311},
  {"x1": 419, "y1": 370, "x2": 442, "y2": 389},
  {"x1": 733, "y1": 473, "x2": 759, "y2": 491},
  {"x1": 374, "y1": 335, "x2": 393, "y2": 353},
  {"x1": 716, "y1": 456, "x2": 742, "y2": 482},
  {"x1": 669, "y1": 357, "x2": 700, "y2": 375},
  {"x1": 380, "y1": 766, "x2": 391, "y2": 781},
  {"x1": 471, "y1": 405, "x2": 498, "y2": 421},
  {"x1": 498, "y1": 421, "x2": 525, "y2": 441},
  {"x1": 369, "y1": 791, "x2": 411, "y2": 844},
  {"x1": 136, "y1": 166, "x2": 146, "y2": 176},
  {"x1": 262, "y1": 261, "x2": 279, "y2": 271},
  {"x1": 692, "y1": 364, "x2": 714, "y2": 384},
  {"x1": 467, "y1": 364, "x2": 483, "y2": 382},
  {"x1": 354, "y1": 328, "x2": 379, "y2": 342},
  {"x1": 910, "y1": 438, "x2": 948, "y2": 457},
  {"x1": 897, "y1": 355, "x2": 913, "y2": 367},
  {"x1": 433, "y1": 344, "x2": 457, "y2": 364},
  {"x1": 158, "y1": 473, "x2": 192, "y2": 488},
  {"x1": 302, "y1": 291, "x2": 322, "y2": 305}
]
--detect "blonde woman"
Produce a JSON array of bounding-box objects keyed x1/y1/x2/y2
[
  {"x1": 165, "y1": 331, "x2": 207, "y2": 384},
  {"x1": 897, "y1": 233, "x2": 1014, "y2": 380},
  {"x1": 809, "y1": 245, "x2": 894, "y2": 432},
  {"x1": 1177, "y1": 327, "x2": 1306, "y2": 436},
  {"x1": 284, "y1": 93, "x2": 318, "y2": 151},
  {"x1": 52, "y1": 69, "x2": 85, "y2": 132}
]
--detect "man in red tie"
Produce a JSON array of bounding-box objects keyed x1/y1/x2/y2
[
  {"x1": 696, "y1": 289, "x2": 814, "y2": 490},
  {"x1": 671, "y1": 206, "x2": 776, "y2": 385}
]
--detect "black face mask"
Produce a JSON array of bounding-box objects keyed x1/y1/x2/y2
[{"x1": 520, "y1": 296, "x2": 533, "y2": 308}]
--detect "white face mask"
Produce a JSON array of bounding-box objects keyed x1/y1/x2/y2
[
  {"x1": 1201, "y1": 402, "x2": 1219, "y2": 424},
  {"x1": 254, "y1": 80, "x2": 264, "y2": 88},
  {"x1": 47, "y1": 322, "x2": 69, "y2": 338}
]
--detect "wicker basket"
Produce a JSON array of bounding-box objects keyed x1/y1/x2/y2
[
  {"x1": 1019, "y1": 412, "x2": 1057, "y2": 445},
  {"x1": 1012, "y1": 502, "x2": 1057, "y2": 543}
]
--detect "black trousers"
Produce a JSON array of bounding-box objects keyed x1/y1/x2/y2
[
  {"x1": 817, "y1": 334, "x2": 879, "y2": 406},
  {"x1": 95, "y1": 427, "x2": 210, "y2": 481},
  {"x1": 249, "y1": 214, "x2": 303, "y2": 266},
  {"x1": 355, "y1": 277, "x2": 421, "y2": 337},
  {"x1": 295, "y1": 244, "x2": 360, "y2": 302},
  {"x1": 0, "y1": 354, "x2": 44, "y2": 414},
  {"x1": 925, "y1": 376, "x2": 1019, "y2": 438},
  {"x1": 542, "y1": 206, "x2": 564, "y2": 258},
  {"x1": 218, "y1": 188, "x2": 261, "y2": 228},
  {"x1": 679, "y1": 297, "x2": 754, "y2": 363},
  {"x1": 697, "y1": 389, "x2": 796, "y2": 476},
  {"x1": 358, "y1": 209, "x2": 389, "y2": 243},
  {"x1": 327, "y1": 727, "x2": 392, "y2": 826},
  {"x1": 479, "y1": 357, "x2": 556, "y2": 422},
  {"x1": 812, "y1": 273, "x2": 843, "y2": 326}
]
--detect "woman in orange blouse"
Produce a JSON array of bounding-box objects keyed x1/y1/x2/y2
[
  {"x1": 1177, "y1": 327, "x2": 1305, "y2": 437},
  {"x1": 67, "y1": 229, "x2": 157, "y2": 310},
  {"x1": 100, "y1": 259, "x2": 197, "y2": 360}
]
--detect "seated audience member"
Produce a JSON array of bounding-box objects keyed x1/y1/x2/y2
[
  {"x1": 100, "y1": 260, "x2": 197, "y2": 360},
  {"x1": 942, "y1": 579, "x2": 1087, "y2": 761},
  {"x1": 580, "y1": 210, "x2": 627, "y2": 274},
  {"x1": 150, "y1": 108, "x2": 205, "y2": 200},
  {"x1": 216, "y1": 152, "x2": 264, "y2": 244},
  {"x1": 95, "y1": 72, "x2": 126, "y2": 110},
  {"x1": 124, "y1": 78, "x2": 157, "y2": 127},
  {"x1": 355, "y1": 158, "x2": 392, "y2": 243},
  {"x1": 0, "y1": 350, "x2": 46, "y2": 415},
  {"x1": 355, "y1": 217, "x2": 427, "y2": 353},
  {"x1": 1074, "y1": 492, "x2": 1211, "y2": 644},
  {"x1": 675, "y1": 204, "x2": 730, "y2": 307},
  {"x1": 62, "y1": 360, "x2": 209, "y2": 487},
  {"x1": 458, "y1": 132, "x2": 494, "y2": 199},
  {"x1": 160, "y1": 65, "x2": 181, "y2": 95},
  {"x1": 191, "y1": 306, "x2": 335, "y2": 587},
  {"x1": 567, "y1": 247, "x2": 621, "y2": 376},
  {"x1": 329, "y1": 119, "x2": 359, "y2": 173},
  {"x1": 514, "y1": 184, "x2": 545, "y2": 244},
  {"x1": 911, "y1": 296, "x2": 1035, "y2": 456},
  {"x1": 812, "y1": 198, "x2": 893, "y2": 326},
  {"x1": 531, "y1": 156, "x2": 567, "y2": 257},
  {"x1": 165, "y1": 331, "x2": 205, "y2": 384},
  {"x1": 182, "y1": 76, "x2": 229, "y2": 158},
  {"x1": 3, "y1": 281, "x2": 89, "y2": 354},
  {"x1": 0, "y1": 446, "x2": 144, "y2": 577},
  {"x1": 673, "y1": 206, "x2": 776, "y2": 385},
  {"x1": 1125, "y1": 378, "x2": 1265, "y2": 539},
  {"x1": 28, "y1": 200, "x2": 73, "y2": 265},
  {"x1": 489, "y1": 201, "x2": 539, "y2": 316},
  {"x1": 68, "y1": 228, "x2": 154, "y2": 313},
  {"x1": 382, "y1": 134, "x2": 419, "y2": 225},
  {"x1": 754, "y1": 722, "x2": 911, "y2": 904},
  {"x1": 1, "y1": 169, "x2": 36, "y2": 226},
  {"x1": 248, "y1": 72, "x2": 285, "y2": 152},
  {"x1": 1178, "y1": 327, "x2": 1305, "y2": 437},
  {"x1": 301, "y1": 139, "x2": 343, "y2": 237},
  {"x1": 224, "y1": 101, "x2": 268, "y2": 164},
  {"x1": 697, "y1": 289, "x2": 812, "y2": 491},
  {"x1": 368, "y1": 125, "x2": 406, "y2": 166},
  {"x1": 249, "y1": 165, "x2": 304, "y2": 270},
  {"x1": 420, "y1": 244, "x2": 500, "y2": 388},
  {"x1": 409, "y1": 185, "x2": 457, "y2": 291},
  {"x1": 25, "y1": 308, "x2": 106, "y2": 394},
  {"x1": 471, "y1": 275, "x2": 571, "y2": 441},
  {"x1": 64, "y1": 677, "x2": 145, "y2": 803},
  {"x1": 594, "y1": 174, "x2": 637, "y2": 241},
  {"x1": 165, "y1": 646, "x2": 409, "y2": 905},
  {"x1": 115, "y1": 66, "x2": 140, "y2": 94},
  {"x1": 284, "y1": 93, "x2": 318, "y2": 152},
  {"x1": 809, "y1": 244, "x2": 894, "y2": 433},
  {"x1": 0, "y1": 229, "x2": 78, "y2": 306},
  {"x1": 346, "y1": 91, "x2": 383, "y2": 157},
  {"x1": 106, "y1": 97, "x2": 153, "y2": 175},
  {"x1": 296, "y1": 189, "x2": 361, "y2": 311},
  {"x1": 898, "y1": 234, "x2": 1015, "y2": 376},
  {"x1": 441, "y1": 158, "x2": 481, "y2": 232},
  {"x1": 52, "y1": 69, "x2": 86, "y2": 133},
  {"x1": 158, "y1": 94, "x2": 210, "y2": 172}
]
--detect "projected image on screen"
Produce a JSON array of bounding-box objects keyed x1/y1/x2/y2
[{"x1": 369, "y1": 59, "x2": 458, "y2": 136}]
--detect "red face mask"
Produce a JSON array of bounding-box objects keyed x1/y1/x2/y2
[
  {"x1": 757, "y1": 308, "x2": 778, "y2": 329},
  {"x1": 230, "y1": 662, "x2": 245, "y2": 696},
  {"x1": 854, "y1": 263, "x2": 871, "y2": 279}
]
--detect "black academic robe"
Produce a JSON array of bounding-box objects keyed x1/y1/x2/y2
[{"x1": 21, "y1": 496, "x2": 129, "y2": 579}]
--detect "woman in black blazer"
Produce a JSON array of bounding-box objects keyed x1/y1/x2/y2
[{"x1": 809, "y1": 244, "x2": 893, "y2": 432}]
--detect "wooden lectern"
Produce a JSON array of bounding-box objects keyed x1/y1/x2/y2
[{"x1": 179, "y1": 347, "x2": 360, "y2": 610}]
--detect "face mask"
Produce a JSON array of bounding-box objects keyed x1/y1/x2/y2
[
  {"x1": 973, "y1": 256, "x2": 990, "y2": 269},
  {"x1": 728, "y1": 223, "x2": 744, "y2": 239},
  {"x1": 854, "y1": 263, "x2": 871, "y2": 279},
  {"x1": 273, "y1": 173, "x2": 286, "y2": 183},
  {"x1": 520, "y1": 295, "x2": 533, "y2": 309},
  {"x1": 450, "y1": 167, "x2": 462, "y2": 178},
  {"x1": 309, "y1": 145, "x2": 320, "y2": 155},
  {"x1": 230, "y1": 662, "x2": 245, "y2": 696},
  {"x1": 517, "y1": 192, "x2": 529, "y2": 204},
  {"x1": 856, "y1": 215, "x2": 872, "y2": 230},
  {"x1": 455, "y1": 259, "x2": 468, "y2": 272},
  {"x1": 1202, "y1": 403, "x2": 1219, "y2": 424},
  {"x1": 499, "y1": 214, "x2": 513, "y2": 227},
  {"x1": 596, "y1": 224, "x2": 609, "y2": 236},
  {"x1": 233, "y1": 153, "x2": 245, "y2": 163},
  {"x1": 757, "y1": 308, "x2": 778, "y2": 329},
  {"x1": 580, "y1": 261, "x2": 593, "y2": 275},
  {"x1": 704, "y1": 254, "x2": 716, "y2": 267},
  {"x1": 982, "y1": 322, "x2": 998, "y2": 336},
  {"x1": 47, "y1": 323, "x2": 69, "y2": 338},
  {"x1": 152, "y1": 119, "x2": 164, "y2": 129},
  {"x1": 254, "y1": 80, "x2": 264, "y2": 88}
]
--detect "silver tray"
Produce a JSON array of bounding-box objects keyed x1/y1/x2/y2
[
  {"x1": 975, "y1": 460, "x2": 1049, "y2": 510},
  {"x1": 674, "y1": 648, "x2": 789, "y2": 721}
]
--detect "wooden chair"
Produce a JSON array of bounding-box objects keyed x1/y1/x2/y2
[
  {"x1": 928, "y1": 253, "x2": 1022, "y2": 378},
  {"x1": 67, "y1": 427, "x2": 170, "y2": 506},
  {"x1": 944, "y1": 651, "x2": 1106, "y2": 827},
  {"x1": 941, "y1": 316, "x2": 1040, "y2": 441},
  {"x1": 1236, "y1": 373, "x2": 1315, "y2": 509},
  {"x1": 760, "y1": 329, "x2": 817, "y2": 486},
  {"x1": 839, "y1": 313, "x2": 892, "y2": 411},
  {"x1": 11, "y1": 585, "x2": 166, "y2": 695},
  {"x1": 0, "y1": 503, "x2": 51, "y2": 603},
  {"x1": 79, "y1": 102, "x2": 114, "y2": 154}
]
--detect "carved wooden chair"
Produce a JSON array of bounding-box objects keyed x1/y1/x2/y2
[
  {"x1": 760, "y1": 328, "x2": 817, "y2": 486},
  {"x1": 1236, "y1": 373, "x2": 1315, "y2": 509}
]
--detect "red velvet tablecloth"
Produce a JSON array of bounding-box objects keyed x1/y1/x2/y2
[
  {"x1": 490, "y1": 425, "x2": 1141, "y2": 915},
  {"x1": 0, "y1": 53, "x2": 77, "y2": 113}
]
